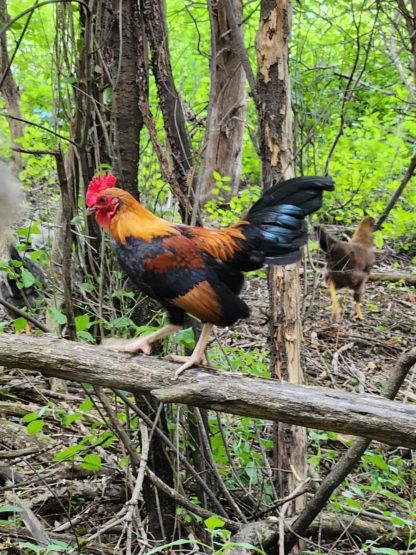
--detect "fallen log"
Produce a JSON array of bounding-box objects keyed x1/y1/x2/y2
[
  {"x1": 369, "y1": 271, "x2": 416, "y2": 286},
  {"x1": 226, "y1": 511, "x2": 409, "y2": 555},
  {"x1": 0, "y1": 334, "x2": 415, "y2": 449}
]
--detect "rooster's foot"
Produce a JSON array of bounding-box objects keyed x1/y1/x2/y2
[
  {"x1": 103, "y1": 337, "x2": 153, "y2": 355},
  {"x1": 171, "y1": 354, "x2": 207, "y2": 379},
  {"x1": 167, "y1": 354, "x2": 208, "y2": 365}
]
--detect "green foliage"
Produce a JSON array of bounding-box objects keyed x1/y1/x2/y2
[
  {"x1": 48, "y1": 307, "x2": 67, "y2": 326},
  {"x1": 204, "y1": 515, "x2": 226, "y2": 532},
  {"x1": 21, "y1": 405, "x2": 50, "y2": 436},
  {"x1": 177, "y1": 326, "x2": 196, "y2": 350},
  {"x1": 82, "y1": 453, "x2": 102, "y2": 472},
  {"x1": 0, "y1": 505, "x2": 23, "y2": 514},
  {"x1": 291, "y1": 1, "x2": 416, "y2": 242}
]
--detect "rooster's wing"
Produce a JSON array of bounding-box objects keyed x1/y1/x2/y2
[{"x1": 114, "y1": 231, "x2": 249, "y2": 327}]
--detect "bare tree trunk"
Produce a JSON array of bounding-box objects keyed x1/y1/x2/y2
[
  {"x1": 108, "y1": 0, "x2": 143, "y2": 198},
  {"x1": 196, "y1": 0, "x2": 246, "y2": 208},
  {"x1": 0, "y1": 0, "x2": 24, "y2": 172},
  {"x1": 141, "y1": 0, "x2": 195, "y2": 222},
  {"x1": 94, "y1": 5, "x2": 177, "y2": 540},
  {"x1": 256, "y1": 0, "x2": 307, "y2": 543},
  {"x1": 47, "y1": 3, "x2": 95, "y2": 388}
]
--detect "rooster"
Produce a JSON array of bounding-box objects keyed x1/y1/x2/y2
[
  {"x1": 319, "y1": 216, "x2": 375, "y2": 321},
  {"x1": 87, "y1": 174, "x2": 334, "y2": 377}
]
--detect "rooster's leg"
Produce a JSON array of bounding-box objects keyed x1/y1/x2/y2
[
  {"x1": 174, "y1": 323, "x2": 213, "y2": 379},
  {"x1": 104, "y1": 324, "x2": 181, "y2": 355},
  {"x1": 328, "y1": 280, "x2": 341, "y2": 320}
]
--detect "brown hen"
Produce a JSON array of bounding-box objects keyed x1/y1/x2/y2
[{"x1": 319, "y1": 217, "x2": 376, "y2": 320}]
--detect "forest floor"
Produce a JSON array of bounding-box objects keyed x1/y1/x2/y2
[
  {"x1": 235, "y1": 243, "x2": 416, "y2": 400},
  {"x1": 0, "y1": 241, "x2": 415, "y2": 554}
]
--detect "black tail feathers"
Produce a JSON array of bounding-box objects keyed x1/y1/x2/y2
[
  {"x1": 244, "y1": 176, "x2": 334, "y2": 265},
  {"x1": 247, "y1": 176, "x2": 335, "y2": 220}
]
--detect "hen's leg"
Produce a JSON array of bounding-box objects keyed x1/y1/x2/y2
[
  {"x1": 328, "y1": 280, "x2": 341, "y2": 320},
  {"x1": 174, "y1": 323, "x2": 213, "y2": 378},
  {"x1": 104, "y1": 324, "x2": 181, "y2": 354},
  {"x1": 353, "y1": 285, "x2": 365, "y2": 320}
]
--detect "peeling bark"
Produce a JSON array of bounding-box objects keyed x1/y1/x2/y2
[
  {"x1": 256, "y1": 0, "x2": 306, "y2": 533},
  {"x1": 256, "y1": 0, "x2": 293, "y2": 183}
]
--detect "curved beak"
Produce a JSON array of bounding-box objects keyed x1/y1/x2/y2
[{"x1": 86, "y1": 206, "x2": 96, "y2": 216}]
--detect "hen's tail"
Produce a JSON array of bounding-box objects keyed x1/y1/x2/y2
[
  {"x1": 317, "y1": 225, "x2": 338, "y2": 253},
  {"x1": 0, "y1": 162, "x2": 22, "y2": 235},
  {"x1": 245, "y1": 176, "x2": 334, "y2": 265}
]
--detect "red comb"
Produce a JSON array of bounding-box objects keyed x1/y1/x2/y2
[{"x1": 86, "y1": 174, "x2": 117, "y2": 206}]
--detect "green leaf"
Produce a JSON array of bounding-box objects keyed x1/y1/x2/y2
[
  {"x1": 0, "y1": 505, "x2": 23, "y2": 514},
  {"x1": 80, "y1": 282, "x2": 94, "y2": 292},
  {"x1": 27, "y1": 420, "x2": 44, "y2": 436},
  {"x1": 63, "y1": 412, "x2": 83, "y2": 426},
  {"x1": 45, "y1": 540, "x2": 72, "y2": 552},
  {"x1": 245, "y1": 461, "x2": 259, "y2": 485},
  {"x1": 118, "y1": 455, "x2": 130, "y2": 469},
  {"x1": 390, "y1": 515, "x2": 413, "y2": 527},
  {"x1": 364, "y1": 453, "x2": 389, "y2": 471},
  {"x1": 111, "y1": 316, "x2": 136, "y2": 329},
  {"x1": 308, "y1": 455, "x2": 321, "y2": 467},
  {"x1": 145, "y1": 540, "x2": 195, "y2": 555},
  {"x1": 82, "y1": 453, "x2": 102, "y2": 472},
  {"x1": 20, "y1": 267, "x2": 36, "y2": 288},
  {"x1": 343, "y1": 498, "x2": 361, "y2": 510},
  {"x1": 70, "y1": 214, "x2": 83, "y2": 225},
  {"x1": 371, "y1": 548, "x2": 400, "y2": 554},
  {"x1": 177, "y1": 327, "x2": 195, "y2": 350},
  {"x1": 75, "y1": 314, "x2": 90, "y2": 332},
  {"x1": 212, "y1": 170, "x2": 222, "y2": 180},
  {"x1": 79, "y1": 398, "x2": 93, "y2": 411},
  {"x1": 21, "y1": 411, "x2": 41, "y2": 423},
  {"x1": 77, "y1": 330, "x2": 94, "y2": 342},
  {"x1": 48, "y1": 307, "x2": 67, "y2": 325},
  {"x1": 54, "y1": 444, "x2": 82, "y2": 462},
  {"x1": 14, "y1": 317, "x2": 28, "y2": 333},
  {"x1": 112, "y1": 289, "x2": 135, "y2": 299},
  {"x1": 204, "y1": 515, "x2": 225, "y2": 531},
  {"x1": 0, "y1": 519, "x2": 16, "y2": 526}
]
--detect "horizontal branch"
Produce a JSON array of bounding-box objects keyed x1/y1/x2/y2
[
  {"x1": 0, "y1": 335, "x2": 415, "y2": 449},
  {"x1": 369, "y1": 271, "x2": 416, "y2": 286},
  {"x1": 228, "y1": 511, "x2": 410, "y2": 555}
]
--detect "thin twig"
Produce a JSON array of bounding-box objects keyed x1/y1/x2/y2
[
  {"x1": 0, "y1": 297, "x2": 49, "y2": 333},
  {"x1": 195, "y1": 408, "x2": 247, "y2": 522}
]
